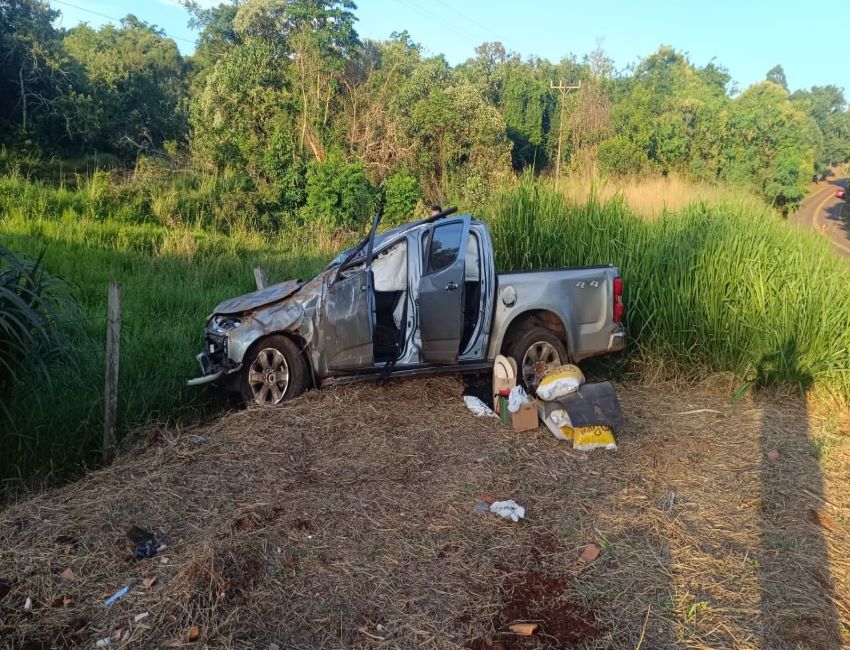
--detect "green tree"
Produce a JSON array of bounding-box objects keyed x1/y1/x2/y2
[
  {"x1": 766, "y1": 64, "x2": 788, "y2": 90},
  {"x1": 190, "y1": 37, "x2": 303, "y2": 206},
  {"x1": 381, "y1": 170, "x2": 420, "y2": 226},
  {"x1": 724, "y1": 82, "x2": 815, "y2": 208},
  {"x1": 63, "y1": 17, "x2": 188, "y2": 153},
  {"x1": 792, "y1": 85, "x2": 850, "y2": 171},
  {"x1": 0, "y1": 0, "x2": 80, "y2": 149},
  {"x1": 302, "y1": 152, "x2": 377, "y2": 229}
]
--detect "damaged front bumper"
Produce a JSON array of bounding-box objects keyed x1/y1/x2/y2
[{"x1": 187, "y1": 331, "x2": 239, "y2": 387}]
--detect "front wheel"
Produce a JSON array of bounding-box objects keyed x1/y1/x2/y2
[
  {"x1": 507, "y1": 327, "x2": 568, "y2": 394},
  {"x1": 240, "y1": 335, "x2": 308, "y2": 406}
]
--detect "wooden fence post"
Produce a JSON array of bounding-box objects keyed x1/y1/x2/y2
[
  {"x1": 254, "y1": 266, "x2": 268, "y2": 290},
  {"x1": 103, "y1": 282, "x2": 121, "y2": 463}
]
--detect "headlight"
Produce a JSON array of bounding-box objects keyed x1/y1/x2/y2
[{"x1": 212, "y1": 315, "x2": 241, "y2": 332}]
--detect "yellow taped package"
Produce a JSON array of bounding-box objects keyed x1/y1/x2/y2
[
  {"x1": 535, "y1": 364, "x2": 585, "y2": 401},
  {"x1": 573, "y1": 425, "x2": 617, "y2": 451}
]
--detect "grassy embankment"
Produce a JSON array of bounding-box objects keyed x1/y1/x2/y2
[
  {"x1": 2, "y1": 170, "x2": 849, "y2": 487},
  {"x1": 0, "y1": 169, "x2": 341, "y2": 486}
]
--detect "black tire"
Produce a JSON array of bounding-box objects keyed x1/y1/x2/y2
[
  {"x1": 506, "y1": 326, "x2": 568, "y2": 393},
  {"x1": 240, "y1": 334, "x2": 308, "y2": 406}
]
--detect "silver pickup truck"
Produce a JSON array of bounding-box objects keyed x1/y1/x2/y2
[{"x1": 189, "y1": 208, "x2": 625, "y2": 405}]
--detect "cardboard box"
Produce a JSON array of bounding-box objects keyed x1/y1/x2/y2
[{"x1": 510, "y1": 401, "x2": 539, "y2": 432}]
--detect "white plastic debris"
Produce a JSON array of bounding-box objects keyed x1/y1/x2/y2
[
  {"x1": 489, "y1": 499, "x2": 526, "y2": 522},
  {"x1": 134, "y1": 612, "x2": 149, "y2": 623},
  {"x1": 463, "y1": 395, "x2": 497, "y2": 417},
  {"x1": 507, "y1": 385, "x2": 530, "y2": 413},
  {"x1": 95, "y1": 638, "x2": 113, "y2": 648},
  {"x1": 538, "y1": 405, "x2": 573, "y2": 441},
  {"x1": 23, "y1": 596, "x2": 32, "y2": 612}
]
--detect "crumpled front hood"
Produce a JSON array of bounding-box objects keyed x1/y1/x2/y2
[{"x1": 212, "y1": 280, "x2": 302, "y2": 315}]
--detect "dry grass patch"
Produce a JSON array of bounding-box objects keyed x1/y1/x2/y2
[
  {"x1": 1, "y1": 377, "x2": 849, "y2": 648},
  {"x1": 558, "y1": 172, "x2": 765, "y2": 219}
]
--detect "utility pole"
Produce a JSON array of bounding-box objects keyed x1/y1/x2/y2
[{"x1": 550, "y1": 80, "x2": 581, "y2": 187}]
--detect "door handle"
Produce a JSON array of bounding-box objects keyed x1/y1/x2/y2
[{"x1": 445, "y1": 281, "x2": 458, "y2": 291}]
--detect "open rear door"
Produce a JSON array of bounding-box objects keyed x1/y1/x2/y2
[{"x1": 417, "y1": 216, "x2": 470, "y2": 364}]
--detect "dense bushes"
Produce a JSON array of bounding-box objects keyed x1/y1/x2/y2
[
  {"x1": 382, "y1": 171, "x2": 421, "y2": 226},
  {"x1": 302, "y1": 154, "x2": 378, "y2": 230}
]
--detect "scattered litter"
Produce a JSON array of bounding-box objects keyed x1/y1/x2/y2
[
  {"x1": 535, "y1": 364, "x2": 584, "y2": 400},
  {"x1": 120, "y1": 629, "x2": 130, "y2": 643},
  {"x1": 507, "y1": 385, "x2": 530, "y2": 413},
  {"x1": 160, "y1": 557, "x2": 170, "y2": 564},
  {"x1": 578, "y1": 543, "x2": 600, "y2": 564},
  {"x1": 573, "y1": 425, "x2": 617, "y2": 451},
  {"x1": 190, "y1": 435, "x2": 209, "y2": 444},
  {"x1": 24, "y1": 596, "x2": 32, "y2": 612},
  {"x1": 63, "y1": 595, "x2": 73, "y2": 608},
  {"x1": 489, "y1": 500, "x2": 525, "y2": 522},
  {"x1": 61, "y1": 567, "x2": 76, "y2": 581},
  {"x1": 104, "y1": 586, "x2": 130, "y2": 607},
  {"x1": 475, "y1": 493, "x2": 497, "y2": 513},
  {"x1": 496, "y1": 384, "x2": 538, "y2": 431},
  {"x1": 538, "y1": 403, "x2": 574, "y2": 441},
  {"x1": 186, "y1": 625, "x2": 200, "y2": 642},
  {"x1": 767, "y1": 449, "x2": 780, "y2": 461},
  {"x1": 126, "y1": 526, "x2": 159, "y2": 560},
  {"x1": 556, "y1": 382, "x2": 623, "y2": 431},
  {"x1": 463, "y1": 395, "x2": 497, "y2": 418},
  {"x1": 95, "y1": 637, "x2": 112, "y2": 648},
  {"x1": 134, "y1": 612, "x2": 149, "y2": 623},
  {"x1": 509, "y1": 623, "x2": 538, "y2": 635},
  {"x1": 142, "y1": 577, "x2": 157, "y2": 589}
]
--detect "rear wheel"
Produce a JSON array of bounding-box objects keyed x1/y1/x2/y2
[
  {"x1": 240, "y1": 335, "x2": 308, "y2": 406},
  {"x1": 507, "y1": 327, "x2": 568, "y2": 394}
]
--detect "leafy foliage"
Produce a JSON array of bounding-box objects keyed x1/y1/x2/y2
[
  {"x1": 382, "y1": 171, "x2": 421, "y2": 226},
  {"x1": 302, "y1": 153, "x2": 377, "y2": 230},
  {"x1": 0, "y1": 244, "x2": 82, "y2": 395},
  {"x1": 1, "y1": 2, "x2": 848, "y2": 211}
]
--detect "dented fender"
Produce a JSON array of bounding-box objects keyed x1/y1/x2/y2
[{"x1": 224, "y1": 300, "x2": 310, "y2": 363}]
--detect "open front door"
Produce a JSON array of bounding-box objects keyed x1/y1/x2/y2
[
  {"x1": 321, "y1": 211, "x2": 382, "y2": 371},
  {"x1": 322, "y1": 267, "x2": 374, "y2": 370},
  {"x1": 418, "y1": 216, "x2": 470, "y2": 364}
]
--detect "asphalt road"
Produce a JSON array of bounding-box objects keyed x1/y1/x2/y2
[{"x1": 792, "y1": 176, "x2": 850, "y2": 258}]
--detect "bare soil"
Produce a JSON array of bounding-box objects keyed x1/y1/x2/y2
[{"x1": 1, "y1": 377, "x2": 849, "y2": 649}]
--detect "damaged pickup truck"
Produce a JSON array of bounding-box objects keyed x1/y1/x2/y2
[{"x1": 189, "y1": 208, "x2": 626, "y2": 406}]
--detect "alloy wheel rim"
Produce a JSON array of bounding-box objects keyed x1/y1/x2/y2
[
  {"x1": 521, "y1": 341, "x2": 561, "y2": 391},
  {"x1": 248, "y1": 347, "x2": 290, "y2": 405}
]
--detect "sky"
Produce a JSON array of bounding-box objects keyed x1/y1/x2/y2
[{"x1": 49, "y1": 0, "x2": 849, "y2": 94}]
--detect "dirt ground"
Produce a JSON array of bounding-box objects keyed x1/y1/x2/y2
[{"x1": 2, "y1": 377, "x2": 850, "y2": 649}]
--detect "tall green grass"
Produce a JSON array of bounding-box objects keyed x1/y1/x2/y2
[
  {"x1": 487, "y1": 180, "x2": 850, "y2": 396},
  {"x1": 0, "y1": 175, "x2": 341, "y2": 487}
]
